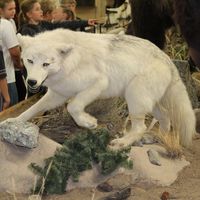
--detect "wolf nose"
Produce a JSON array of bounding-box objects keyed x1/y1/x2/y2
[{"x1": 27, "y1": 79, "x2": 37, "y2": 87}]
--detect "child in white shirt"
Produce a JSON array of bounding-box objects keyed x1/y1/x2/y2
[{"x1": 0, "y1": 0, "x2": 24, "y2": 105}]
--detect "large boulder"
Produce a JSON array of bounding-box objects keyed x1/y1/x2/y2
[{"x1": 0, "y1": 119, "x2": 39, "y2": 148}]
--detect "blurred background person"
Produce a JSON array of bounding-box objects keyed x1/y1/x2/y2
[
  {"x1": 18, "y1": 0, "x2": 96, "y2": 36},
  {"x1": 60, "y1": 0, "x2": 78, "y2": 19},
  {"x1": 0, "y1": 0, "x2": 26, "y2": 102},
  {"x1": 0, "y1": 0, "x2": 24, "y2": 106},
  {"x1": 52, "y1": 5, "x2": 75, "y2": 22},
  {"x1": 0, "y1": 0, "x2": 17, "y2": 30},
  {"x1": 40, "y1": 0, "x2": 59, "y2": 22}
]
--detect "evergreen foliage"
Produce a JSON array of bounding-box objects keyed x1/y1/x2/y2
[{"x1": 29, "y1": 129, "x2": 133, "y2": 194}]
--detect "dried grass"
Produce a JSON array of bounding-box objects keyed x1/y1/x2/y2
[
  {"x1": 165, "y1": 27, "x2": 188, "y2": 60},
  {"x1": 154, "y1": 130, "x2": 183, "y2": 158}
]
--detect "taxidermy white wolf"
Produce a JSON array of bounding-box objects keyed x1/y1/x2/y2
[{"x1": 17, "y1": 29, "x2": 195, "y2": 149}]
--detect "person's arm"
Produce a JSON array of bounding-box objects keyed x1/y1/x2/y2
[
  {"x1": 0, "y1": 51, "x2": 10, "y2": 110},
  {"x1": 9, "y1": 46, "x2": 24, "y2": 69},
  {"x1": 43, "y1": 19, "x2": 96, "y2": 31},
  {"x1": 2, "y1": 20, "x2": 24, "y2": 69},
  {"x1": 0, "y1": 79, "x2": 10, "y2": 110}
]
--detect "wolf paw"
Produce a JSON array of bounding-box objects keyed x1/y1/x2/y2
[
  {"x1": 110, "y1": 133, "x2": 143, "y2": 150},
  {"x1": 109, "y1": 137, "x2": 130, "y2": 150},
  {"x1": 74, "y1": 113, "x2": 97, "y2": 129}
]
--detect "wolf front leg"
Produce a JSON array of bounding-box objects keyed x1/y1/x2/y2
[
  {"x1": 67, "y1": 76, "x2": 109, "y2": 129},
  {"x1": 16, "y1": 89, "x2": 67, "y2": 122}
]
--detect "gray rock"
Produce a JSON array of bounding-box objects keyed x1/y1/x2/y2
[
  {"x1": 173, "y1": 60, "x2": 199, "y2": 108},
  {"x1": 147, "y1": 149, "x2": 161, "y2": 166},
  {"x1": 141, "y1": 133, "x2": 157, "y2": 145},
  {"x1": 0, "y1": 118, "x2": 39, "y2": 148},
  {"x1": 133, "y1": 140, "x2": 143, "y2": 147}
]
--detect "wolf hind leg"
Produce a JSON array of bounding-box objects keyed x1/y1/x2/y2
[
  {"x1": 110, "y1": 77, "x2": 157, "y2": 149},
  {"x1": 152, "y1": 103, "x2": 170, "y2": 133},
  {"x1": 67, "y1": 76, "x2": 108, "y2": 129},
  {"x1": 111, "y1": 72, "x2": 167, "y2": 149}
]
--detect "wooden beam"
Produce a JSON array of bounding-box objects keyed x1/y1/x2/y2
[{"x1": 0, "y1": 93, "x2": 42, "y2": 122}]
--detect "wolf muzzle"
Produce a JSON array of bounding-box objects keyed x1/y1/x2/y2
[
  {"x1": 27, "y1": 79, "x2": 37, "y2": 87},
  {"x1": 27, "y1": 79, "x2": 41, "y2": 94}
]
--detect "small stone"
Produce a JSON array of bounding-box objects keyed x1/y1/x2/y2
[
  {"x1": 147, "y1": 149, "x2": 161, "y2": 166},
  {"x1": 160, "y1": 191, "x2": 170, "y2": 200},
  {"x1": 0, "y1": 118, "x2": 39, "y2": 148},
  {"x1": 107, "y1": 123, "x2": 114, "y2": 130},
  {"x1": 97, "y1": 182, "x2": 113, "y2": 192},
  {"x1": 141, "y1": 133, "x2": 157, "y2": 144},
  {"x1": 133, "y1": 140, "x2": 143, "y2": 147}
]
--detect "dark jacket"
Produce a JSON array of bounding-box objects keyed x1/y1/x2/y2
[{"x1": 18, "y1": 20, "x2": 89, "y2": 36}]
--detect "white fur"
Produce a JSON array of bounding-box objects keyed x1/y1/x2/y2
[{"x1": 17, "y1": 29, "x2": 196, "y2": 149}]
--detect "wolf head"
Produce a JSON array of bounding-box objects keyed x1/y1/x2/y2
[{"x1": 17, "y1": 34, "x2": 73, "y2": 89}]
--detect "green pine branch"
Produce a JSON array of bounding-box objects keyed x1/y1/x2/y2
[{"x1": 29, "y1": 128, "x2": 133, "y2": 195}]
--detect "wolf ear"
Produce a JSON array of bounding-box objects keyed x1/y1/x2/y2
[
  {"x1": 17, "y1": 33, "x2": 34, "y2": 49},
  {"x1": 57, "y1": 44, "x2": 73, "y2": 56}
]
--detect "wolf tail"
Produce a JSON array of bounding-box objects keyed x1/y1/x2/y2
[{"x1": 161, "y1": 70, "x2": 196, "y2": 147}]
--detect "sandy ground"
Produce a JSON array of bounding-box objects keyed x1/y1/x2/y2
[
  {"x1": 39, "y1": 136, "x2": 200, "y2": 200},
  {"x1": 0, "y1": 136, "x2": 199, "y2": 200}
]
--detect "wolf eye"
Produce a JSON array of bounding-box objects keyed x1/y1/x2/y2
[
  {"x1": 27, "y1": 59, "x2": 33, "y2": 64},
  {"x1": 43, "y1": 63, "x2": 50, "y2": 67}
]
